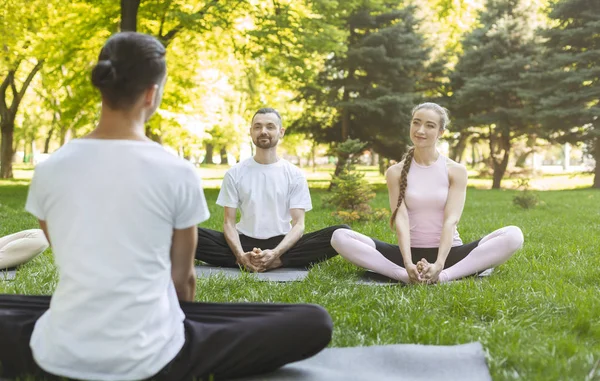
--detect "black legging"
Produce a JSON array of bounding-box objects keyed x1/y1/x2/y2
[
  {"x1": 195, "y1": 225, "x2": 350, "y2": 268},
  {"x1": 0, "y1": 294, "x2": 332, "y2": 381},
  {"x1": 373, "y1": 238, "x2": 483, "y2": 268}
]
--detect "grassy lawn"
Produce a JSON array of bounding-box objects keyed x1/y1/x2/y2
[
  {"x1": 1, "y1": 177, "x2": 599, "y2": 380},
  {"x1": 10, "y1": 163, "x2": 595, "y2": 190},
  {"x1": 193, "y1": 164, "x2": 596, "y2": 190}
]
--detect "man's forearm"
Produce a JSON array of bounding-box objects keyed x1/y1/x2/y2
[
  {"x1": 224, "y1": 223, "x2": 245, "y2": 259},
  {"x1": 273, "y1": 223, "x2": 304, "y2": 257}
]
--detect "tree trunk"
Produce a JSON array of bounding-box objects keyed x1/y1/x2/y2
[
  {"x1": 0, "y1": 61, "x2": 44, "y2": 178},
  {"x1": 370, "y1": 151, "x2": 377, "y2": 166},
  {"x1": 379, "y1": 155, "x2": 386, "y2": 175},
  {"x1": 203, "y1": 143, "x2": 214, "y2": 164},
  {"x1": 0, "y1": 124, "x2": 14, "y2": 178},
  {"x1": 471, "y1": 143, "x2": 480, "y2": 166},
  {"x1": 515, "y1": 149, "x2": 533, "y2": 168},
  {"x1": 23, "y1": 138, "x2": 28, "y2": 163},
  {"x1": 333, "y1": 154, "x2": 348, "y2": 177},
  {"x1": 490, "y1": 132, "x2": 511, "y2": 189},
  {"x1": 58, "y1": 126, "x2": 69, "y2": 147},
  {"x1": 491, "y1": 151, "x2": 510, "y2": 189},
  {"x1": 120, "y1": 0, "x2": 140, "y2": 32},
  {"x1": 44, "y1": 127, "x2": 54, "y2": 153},
  {"x1": 329, "y1": 152, "x2": 349, "y2": 191},
  {"x1": 450, "y1": 134, "x2": 468, "y2": 163},
  {"x1": 339, "y1": 26, "x2": 357, "y2": 142},
  {"x1": 593, "y1": 138, "x2": 600, "y2": 189},
  {"x1": 219, "y1": 147, "x2": 227, "y2": 165},
  {"x1": 332, "y1": 29, "x2": 356, "y2": 190}
]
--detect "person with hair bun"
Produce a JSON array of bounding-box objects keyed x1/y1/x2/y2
[
  {"x1": 0, "y1": 32, "x2": 331, "y2": 381},
  {"x1": 331, "y1": 102, "x2": 524, "y2": 284}
]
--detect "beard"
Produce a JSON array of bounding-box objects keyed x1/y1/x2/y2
[{"x1": 253, "y1": 136, "x2": 278, "y2": 149}]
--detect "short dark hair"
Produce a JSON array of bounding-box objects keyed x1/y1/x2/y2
[
  {"x1": 251, "y1": 108, "x2": 282, "y2": 127},
  {"x1": 91, "y1": 32, "x2": 166, "y2": 110}
]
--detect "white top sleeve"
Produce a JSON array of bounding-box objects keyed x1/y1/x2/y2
[
  {"x1": 25, "y1": 168, "x2": 46, "y2": 220},
  {"x1": 174, "y1": 168, "x2": 210, "y2": 229},
  {"x1": 216, "y1": 171, "x2": 239, "y2": 208},
  {"x1": 289, "y1": 175, "x2": 312, "y2": 212}
]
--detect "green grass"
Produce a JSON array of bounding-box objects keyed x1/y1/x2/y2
[
  {"x1": 1, "y1": 181, "x2": 600, "y2": 380},
  {"x1": 9, "y1": 162, "x2": 595, "y2": 190}
]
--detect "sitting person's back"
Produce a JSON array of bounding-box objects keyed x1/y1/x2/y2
[{"x1": 26, "y1": 139, "x2": 206, "y2": 379}]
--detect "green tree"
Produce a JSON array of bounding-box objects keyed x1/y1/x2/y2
[
  {"x1": 0, "y1": 0, "x2": 99, "y2": 177},
  {"x1": 530, "y1": 0, "x2": 600, "y2": 188},
  {"x1": 295, "y1": 3, "x2": 439, "y2": 178},
  {"x1": 0, "y1": 0, "x2": 49, "y2": 177},
  {"x1": 451, "y1": 0, "x2": 544, "y2": 188},
  {"x1": 16, "y1": 1, "x2": 116, "y2": 156}
]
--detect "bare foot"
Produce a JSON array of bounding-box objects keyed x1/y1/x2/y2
[{"x1": 416, "y1": 258, "x2": 429, "y2": 274}]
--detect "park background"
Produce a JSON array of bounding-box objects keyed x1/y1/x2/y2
[{"x1": 1, "y1": 0, "x2": 599, "y2": 380}]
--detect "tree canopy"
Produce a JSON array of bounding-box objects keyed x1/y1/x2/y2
[{"x1": 0, "y1": 0, "x2": 597, "y2": 188}]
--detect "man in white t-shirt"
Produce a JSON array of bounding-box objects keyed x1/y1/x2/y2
[
  {"x1": 0, "y1": 32, "x2": 331, "y2": 381},
  {"x1": 196, "y1": 108, "x2": 350, "y2": 272}
]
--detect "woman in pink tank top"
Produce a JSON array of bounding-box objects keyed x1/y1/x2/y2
[{"x1": 331, "y1": 102, "x2": 524, "y2": 284}]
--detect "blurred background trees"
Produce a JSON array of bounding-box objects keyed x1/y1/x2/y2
[{"x1": 0, "y1": 0, "x2": 597, "y2": 188}]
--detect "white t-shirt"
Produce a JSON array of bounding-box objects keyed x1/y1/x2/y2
[
  {"x1": 216, "y1": 157, "x2": 312, "y2": 239},
  {"x1": 25, "y1": 139, "x2": 210, "y2": 381}
]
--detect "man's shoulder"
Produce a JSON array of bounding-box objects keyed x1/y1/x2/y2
[
  {"x1": 280, "y1": 159, "x2": 306, "y2": 178},
  {"x1": 224, "y1": 158, "x2": 253, "y2": 177}
]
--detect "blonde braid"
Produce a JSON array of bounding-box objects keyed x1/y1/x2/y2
[{"x1": 389, "y1": 147, "x2": 415, "y2": 228}]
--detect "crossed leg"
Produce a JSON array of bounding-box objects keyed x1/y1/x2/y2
[{"x1": 331, "y1": 226, "x2": 523, "y2": 284}]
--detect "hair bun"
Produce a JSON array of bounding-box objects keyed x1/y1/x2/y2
[{"x1": 91, "y1": 60, "x2": 117, "y2": 88}]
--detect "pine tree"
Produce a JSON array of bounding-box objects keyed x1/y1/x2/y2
[
  {"x1": 451, "y1": 0, "x2": 543, "y2": 188},
  {"x1": 294, "y1": 3, "x2": 440, "y2": 176},
  {"x1": 532, "y1": 0, "x2": 600, "y2": 188}
]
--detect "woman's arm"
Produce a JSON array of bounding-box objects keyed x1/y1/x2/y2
[
  {"x1": 386, "y1": 163, "x2": 420, "y2": 283},
  {"x1": 422, "y1": 160, "x2": 468, "y2": 282}
]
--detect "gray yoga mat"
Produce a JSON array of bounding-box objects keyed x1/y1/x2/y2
[
  {"x1": 0, "y1": 267, "x2": 493, "y2": 284},
  {"x1": 195, "y1": 265, "x2": 494, "y2": 284},
  {"x1": 237, "y1": 342, "x2": 491, "y2": 381},
  {"x1": 0, "y1": 270, "x2": 16, "y2": 281},
  {"x1": 195, "y1": 265, "x2": 309, "y2": 282}
]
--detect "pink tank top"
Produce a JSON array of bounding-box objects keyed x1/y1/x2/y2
[{"x1": 404, "y1": 155, "x2": 463, "y2": 248}]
